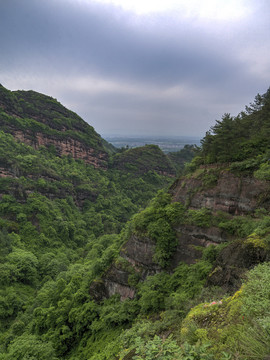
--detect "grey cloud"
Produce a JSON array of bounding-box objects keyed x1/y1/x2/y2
[
  {"x1": 0, "y1": 0, "x2": 270, "y2": 137},
  {"x1": 0, "y1": 0, "x2": 257, "y2": 87}
]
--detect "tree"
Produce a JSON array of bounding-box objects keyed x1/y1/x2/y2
[
  {"x1": 6, "y1": 249, "x2": 38, "y2": 284},
  {"x1": 5, "y1": 334, "x2": 58, "y2": 360}
]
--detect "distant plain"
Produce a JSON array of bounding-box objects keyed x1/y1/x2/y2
[{"x1": 104, "y1": 135, "x2": 202, "y2": 153}]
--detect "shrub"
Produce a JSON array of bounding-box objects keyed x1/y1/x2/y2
[
  {"x1": 254, "y1": 162, "x2": 270, "y2": 180},
  {"x1": 5, "y1": 334, "x2": 58, "y2": 360}
]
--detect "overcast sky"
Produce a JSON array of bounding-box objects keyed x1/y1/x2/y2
[{"x1": 0, "y1": 0, "x2": 270, "y2": 137}]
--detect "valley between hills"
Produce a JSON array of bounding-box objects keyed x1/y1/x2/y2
[{"x1": 0, "y1": 84, "x2": 270, "y2": 360}]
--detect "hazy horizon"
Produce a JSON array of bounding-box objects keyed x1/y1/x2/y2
[
  {"x1": 102, "y1": 134, "x2": 202, "y2": 139},
  {"x1": 103, "y1": 134, "x2": 202, "y2": 153}
]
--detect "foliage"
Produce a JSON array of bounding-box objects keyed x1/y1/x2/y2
[
  {"x1": 254, "y1": 162, "x2": 270, "y2": 180},
  {"x1": 3, "y1": 334, "x2": 58, "y2": 360},
  {"x1": 178, "y1": 342, "x2": 214, "y2": 360},
  {"x1": 0, "y1": 85, "x2": 111, "y2": 152},
  {"x1": 199, "y1": 88, "x2": 270, "y2": 165},
  {"x1": 187, "y1": 208, "x2": 212, "y2": 228},
  {"x1": 241, "y1": 262, "x2": 270, "y2": 331},
  {"x1": 132, "y1": 191, "x2": 185, "y2": 266},
  {"x1": 0, "y1": 124, "x2": 173, "y2": 359},
  {"x1": 168, "y1": 144, "x2": 198, "y2": 174},
  {"x1": 180, "y1": 262, "x2": 270, "y2": 359},
  {"x1": 132, "y1": 335, "x2": 181, "y2": 360},
  {"x1": 112, "y1": 144, "x2": 176, "y2": 176}
]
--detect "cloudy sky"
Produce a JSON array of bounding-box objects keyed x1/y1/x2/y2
[{"x1": 0, "y1": 0, "x2": 269, "y2": 137}]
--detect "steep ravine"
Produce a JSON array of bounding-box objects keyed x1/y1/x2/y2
[{"x1": 92, "y1": 168, "x2": 270, "y2": 300}]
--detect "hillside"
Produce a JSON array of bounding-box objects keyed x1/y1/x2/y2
[
  {"x1": 111, "y1": 144, "x2": 176, "y2": 176},
  {"x1": 168, "y1": 144, "x2": 197, "y2": 174},
  {"x1": 87, "y1": 89, "x2": 270, "y2": 359},
  {"x1": 0, "y1": 85, "x2": 176, "y2": 359},
  {"x1": 0, "y1": 85, "x2": 114, "y2": 168},
  {"x1": 0, "y1": 86, "x2": 270, "y2": 360}
]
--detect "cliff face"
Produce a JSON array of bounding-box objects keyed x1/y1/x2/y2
[
  {"x1": 170, "y1": 168, "x2": 270, "y2": 215},
  {"x1": 11, "y1": 129, "x2": 108, "y2": 168},
  {"x1": 90, "y1": 234, "x2": 160, "y2": 301},
  {"x1": 93, "y1": 168, "x2": 270, "y2": 300},
  {"x1": 0, "y1": 85, "x2": 110, "y2": 168}
]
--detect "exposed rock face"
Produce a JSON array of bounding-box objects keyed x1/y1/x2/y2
[
  {"x1": 206, "y1": 239, "x2": 269, "y2": 292},
  {"x1": 89, "y1": 266, "x2": 136, "y2": 302},
  {"x1": 0, "y1": 167, "x2": 14, "y2": 178},
  {"x1": 170, "y1": 170, "x2": 270, "y2": 215},
  {"x1": 12, "y1": 130, "x2": 108, "y2": 169},
  {"x1": 98, "y1": 225, "x2": 227, "y2": 301},
  {"x1": 0, "y1": 85, "x2": 110, "y2": 169},
  {"x1": 90, "y1": 235, "x2": 162, "y2": 302},
  {"x1": 170, "y1": 225, "x2": 226, "y2": 269},
  {"x1": 121, "y1": 234, "x2": 161, "y2": 273},
  {"x1": 104, "y1": 264, "x2": 136, "y2": 301},
  {"x1": 93, "y1": 169, "x2": 270, "y2": 300},
  {"x1": 0, "y1": 168, "x2": 98, "y2": 210}
]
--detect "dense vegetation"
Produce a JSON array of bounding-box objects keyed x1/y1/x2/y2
[
  {"x1": 0, "y1": 84, "x2": 114, "y2": 153},
  {"x1": 112, "y1": 144, "x2": 176, "y2": 176},
  {"x1": 0, "y1": 86, "x2": 270, "y2": 359},
  {"x1": 168, "y1": 144, "x2": 197, "y2": 174},
  {"x1": 198, "y1": 88, "x2": 270, "y2": 165}
]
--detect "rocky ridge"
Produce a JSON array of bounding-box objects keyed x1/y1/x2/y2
[
  {"x1": 0, "y1": 84, "x2": 110, "y2": 169},
  {"x1": 92, "y1": 167, "x2": 270, "y2": 300},
  {"x1": 10, "y1": 129, "x2": 108, "y2": 168}
]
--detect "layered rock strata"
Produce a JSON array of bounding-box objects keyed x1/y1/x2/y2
[
  {"x1": 170, "y1": 170, "x2": 270, "y2": 215},
  {"x1": 12, "y1": 130, "x2": 108, "y2": 169},
  {"x1": 92, "y1": 170, "x2": 270, "y2": 300}
]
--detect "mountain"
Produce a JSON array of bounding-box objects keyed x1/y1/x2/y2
[
  {"x1": 0, "y1": 84, "x2": 177, "y2": 359},
  {"x1": 0, "y1": 84, "x2": 175, "y2": 208},
  {"x1": 89, "y1": 89, "x2": 270, "y2": 359},
  {"x1": 98, "y1": 163, "x2": 270, "y2": 301},
  {"x1": 0, "y1": 85, "x2": 270, "y2": 360},
  {"x1": 111, "y1": 144, "x2": 176, "y2": 176},
  {"x1": 0, "y1": 84, "x2": 114, "y2": 168}
]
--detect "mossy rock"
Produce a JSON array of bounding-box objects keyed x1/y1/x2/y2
[{"x1": 206, "y1": 239, "x2": 269, "y2": 292}]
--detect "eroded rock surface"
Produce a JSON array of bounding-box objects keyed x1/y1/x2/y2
[
  {"x1": 12, "y1": 130, "x2": 108, "y2": 169},
  {"x1": 206, "y1": 239, "x2": 269, "y2": 292},
  {"x1": 171, "y1": 170, "x2": 270, "y2": 215},
  {"x1": 93, "y1": 170, "x2": 270, "y2": 300}
]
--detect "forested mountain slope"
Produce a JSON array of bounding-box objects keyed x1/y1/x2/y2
[
  {"x1": 111, "y1": 144, "x2": 176, "y2": 176},
  {"x1": 0, "y1": 85, "x2": 177, "y2": 359},
  {"x1": 0, "y1": 86, "x2": 270, "y2": 360},
  {"x1": 88, "y1": 89, "x2": 270, "y2": 359},
  {"x1": 0, "y1": 84, "x2": 114, "y2": 168}
]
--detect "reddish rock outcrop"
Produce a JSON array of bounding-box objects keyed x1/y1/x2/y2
[
  {"x1": 121, "y1": 234, "x2": 160, "y2": 273},
  {"x1": 12, "y1": 130, "x2": 108, "y2": 169},
  {"x1": 90, "y1": 235, "x2": 161, "y2": 302},
  {"x1": 0, "y1": 85, "x2": 110, "y2": 169},
  {"x1": 170, "y1": 170, "x2": 270, "y2": 215},
  {"x1": 104, "y1": 264, "x2": 136, "y2": 301},
  {"x1": 0, "y1": 167, "x2": 14, "y2": 178}
]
